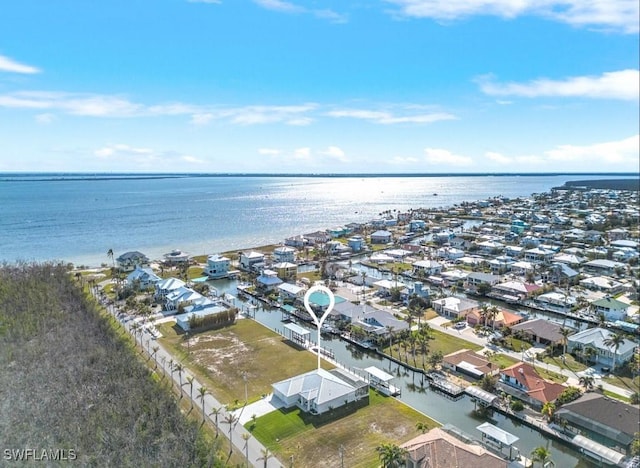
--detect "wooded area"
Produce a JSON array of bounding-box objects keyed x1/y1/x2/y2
[{"x1": 0, "y1": 262, "x2": 222, "y2": 466}]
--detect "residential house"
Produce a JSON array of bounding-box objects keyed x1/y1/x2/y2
[
  {"x1": 277, "y1": 282, "x2": 306, "y2": 303},
  {"x1": 442, "y1": 349, "x2": 498, "y2": 379},
  {"x1": 555, "y1": 393, "x2": 640, "y2": 454},
  {"x1": 466, "y1": 308, "x2": 523, "y2": 329},
  {"x1": 591, "y1": 297, "x2": 629, "y2": 322},
  {"x1": 347, "y1": 235, "x2": 365, "y2": 252},
  {"x1": 164, "y1": 286, "x2": 203, "y2": 311},
  {"x1": 256, "y1": 269, "x2": 283, "y2": 292},
  {"x1": 524, "y1": 247, "x2": 555, "y2": 264},
  {"x1": 370, "y1": 230, "x2": 393, "y2": 244},
  {"x1": 432, "y1": 296, "x2": 479, "y2": 319},
  {"x1": 488, "y1": 256, "x2": 514, "y2": 275},
  {"x1": 535, "y1": 291, "x2": 576, "y2": 313},
  {"x1": 272, "y1": 368, "x2": 369, "y2": 415},
  {"x1": 304, "y1": 230, "x2": 331, "y2": 245},
  {"x1": 465, "y1": 272, "x2": 501, "y2": 293},
  {"x1": 412, "y1": 260, "x2": 443, "y2": 277},
  {"x1": 205, "y1": 254, "x2": 231, "y2": 279},
  {"x1": 510, "y1": 319, "x2": 566, "y2": 346},
  {"x1": 504, "y1": 245, "x2": 524, "y2": 258},
  {"x1": 126, "y1": 266, "x2": 161, "y2": 290},
  {"x1": 567, "y1": 327, "x2": 638, "y2": 368},
  {"x1": 491, "y1": 280, "x2": 540, "y2": 302},
  {"x1": 606, "y1": 228, "x2": 629, "y2": 241},
  {"x1": 239, "y1": 251, "x2": 265, "y2": 272},
  {"x1": 354, "y1": 309, "x2": 409, "y2": 336},
  {"x1": 155, "y1": 277, "x2": 186, "y2": 301},
  {"x1": 116, "y1": 251, "x2": 150, "y2": 272},
  {"x1": 273, "y1": 246, "x2": 297, "y2": 263},
  {"x1": 163, "y1": 249, "x2": 190, "y2": 265},
  {"x1": 272, "y1": 262, "x2": 297, "y2": 282},
  {"x1": 435, "y1": 246, "x2": 465, "y2": 261},
  {"x1": 579, "y1": 276, "x2": 624, "y2": 294},
  {"x1": 408, "y1": 219, "x2": 426, "y2": 232},
  {"x1": 401, "y1": 427, "x2": 507, "y2": 468},
  {"x1": 284, "y1": 235, "x2": 306, "y2": 248},
  {"x1": 497, "y1": 362, "x2": 567, "y2": 409},
  {"x1": 584, "y1": 259, "x2": 626, "y2": 276}
]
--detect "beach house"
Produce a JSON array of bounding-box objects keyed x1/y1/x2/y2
[
  {"x1": 116, "y1": 251, "x2": 150, "y2": 272},
  {"x1": 205, "y1": 254, "x2": 231, "y2": 279}
]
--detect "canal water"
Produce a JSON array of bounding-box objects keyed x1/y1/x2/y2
[{"x1": 210, "y1": 278, "x2": 596, "y2": 467}]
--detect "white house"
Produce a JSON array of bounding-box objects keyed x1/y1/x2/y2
[
  {"x1": 273, "y1": 246, "x2": 297, "y2": 263},
  {"x1": 412, "y1": 260, "x2": 443, "y2": 276},
  {"x1": 126, "y1": 266, "x2": 161, "y2": 290},
  {"x1": 239, "y1": 251, "x2": 265, "y2": 271},
  {"x1": 155, "y1": 277, "x2": 187, "y2": 300},
  {"x1": 567, "y1": 327, "x2": 637, "y2": 368},
  {"x1": 370, "y1": 230, "x2": 393, "y2": 244},
  {"x1": 272, "y1": 368, "x2": 369, "y2": 415},
  {"x1": 347, "y1": 235, "x2": 366, "y2": 252},
  {"x1": 163, "y1": 249, "x2": 190, "y2": 265},
  {"x1": 116, "y1": 251, "x2": 150, "y2": 272},
  {"x1": 205, "y1": 254, "x2": 231, "y2": 279},
  {"x1": 591, "y1": 297, "x2": 629, "y2": 322},
  {"x1": 432, "y1": 296, "x2": 479, "y2": 319}
]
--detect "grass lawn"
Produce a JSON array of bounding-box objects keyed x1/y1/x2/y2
[
  {"x1": 488, "y1": 353, "x2": 519, "y2": 370},
  {"x1": 424, "y1": 309, "x2": 439, "y2": 320},
  {"x1": 533, "y1": 366, "x2": 568, "y2": 384},
  {"x1": 603, "y1": 374, "x2": 640, "y2": 393},
  {"x1": 540, "y1": 354, "x2": 588, "y2": 375},
  {"x1": 249, "y1": 390, "x2": 438, "y2": 468},
  {"x1": 429, "y1": 329, "x2": 483, "y2": 355},
  {"x1": 503, "y1": 337, "x2": 532, "y2": 352},
  {"x1": 158, "y1": 319, "x2": 333, "y2": 406},
  {"x1": 602, "y1": 389, "x2": 633, "y2": 404},
  {"x1": 298, "y1": 270, "x2": 321, "y2": 283}
]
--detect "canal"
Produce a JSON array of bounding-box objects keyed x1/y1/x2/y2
[{"x1": 210, "y1": 277, "x2": 597, "y2": 467}]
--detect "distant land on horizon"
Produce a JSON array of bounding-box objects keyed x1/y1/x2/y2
[{"x1": 1, "y1": 171, "x2": 639, "y2": 182}]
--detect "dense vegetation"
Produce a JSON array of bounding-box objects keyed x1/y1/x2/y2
[{"x1": 0, "y1": 263, "x2": 221, "y2": 466}]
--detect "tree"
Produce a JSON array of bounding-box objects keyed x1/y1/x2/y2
[
  {"x1": 376, "y1": 443, "x2": 407, "y2": 468},
  {"x1": 488, "y1": 305, "x2": 499, "y2": 331},
  {"x1": 186, "y1": 376, "x2": 195, "y2": 408},
  {"x1": 631, "y1": 432, "x2": 640, "y2": 457},
  {"x1": 241, "y1": 433, "x2": 251, "y2": 467},
  {"x1": 174, "y1": 363, "x2": 184, "y2": 398},
  {"x1": 198, "y1": 386, "x2": 208, "y2": 423},
  {"x1": 578, "y1": 375, "x2": 595, "y2": 392},
  {"x1": 416, "y1": 421, "x2": 431, "y2": 434},
  {"x1": 559, "y1": 328, "x2": 571, "y2": 358},
  {"x1": 603, "y1": 332, "x2": 626, "y2": 371},
  {"x1": 258, "y1": 448, "x2": 273, "y2": 468},
  {"x1": 530, "y1": 445, "x2": 554, "y2": 467},
  {"x1": 107, "y1": 249, "x2": 114, "y2": 268},
  {"x1": 480, "y1": 374, "x2": 497, "y2": 392},
  {"x1": 223, "y1": 413, "x2": 239, "y2": 456},
  {"x1": 541, "y1": 402, "x2": 556, "y2": 423},
  {"x1": 386, "y1": 326, "x2": 395, "y2": 357},
  {"x1": 210, "y1": 407, "x2": 222, "y2": 438}
]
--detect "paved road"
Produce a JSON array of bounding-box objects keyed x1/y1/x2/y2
[{"x1": 95, "y1": 289, "x2": 282, "y2": 468}]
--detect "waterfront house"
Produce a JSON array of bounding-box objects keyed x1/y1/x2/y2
[
  {"x1": 584, "y1": 259, "x2": 626, "y2": 276},
  {"x1": 163, "y1": 249, "x2": 190, "y2": 265},
  {"x1": 401, "y1": 427, "x2": 507, "y2": 468},
  {"x1": 126, "y1": 266, "x2": 161, "y2": 290},
  {"x1": 303, "y1": 230, "x2": 331, "y2": 245},
  {"x1": 239, "y1": 251, "x2": 265, "y2": 272},
  {"x1": 347, "y1": 235, "x2": 365, "y2": 252},
  {"x1": 272, "y1": 262, "x2": 297, "y2": 282},
  {"x1": 504, "y1": 245, "x2": 524, "y2": 258},
  {"x1": 284, "y1": 235, "x2": 306, "y2": 248},
  {"x1": 442, "y1": 349, "x2": 497, "y2": 379},
  {"x1": 567, "y1": 327, "x2": 637, "y2": 368},
  {"x1": 534, "y1": 291, "x2": 576, "y2": 313},
  {"x1": 205, "y1": 254, "x2": 231, "y2": 279},
  {"x1": 466, "y1": 308, "x2": 523, "y2": 329},
  {"x1": 555, "y1": 393, "x2": 639, "y2": 454},
  {"x1": 591, "y1": 296, "x2": 630, "y2": 322},
  {"x1": 491, "y1": 280, "x2": 540, "y2": 302},
  {"x1": 412, "y1": 260, "x2": 443, "y2": 277},
  {"x1": 435, "y1": 246, "x2": 465, "y2": 261},
  {"x1": 431, "y1": 296, "x2": 479, "y2": 320},
  {"x1": 408, "y1": 219, "x2": 426, "y2": 232},
  {"x1": 277, "y1": 282, "x2": 306, "y2": 303},
  {"x1": 272, "y1": 368, "x2": 368, "y2": 415},
  {"x1": 488, "y1": 256, "x2": 514, "y2": 274},
  {"x1": 370, "y1": 230, "x2": 393, "y2": 244},
  {"x1": 164, "y1": 286, "x2": 203, "y2": 311},
  {"x1": 116, "y1": 251, "x2": 150, "y2": 272},
  {"x1": 354, "y1": 309, "x2": 409, "y2": 336},
  {"x1": 273, "y1": 246, "x2": 297, "y2": 263},
  {"x1": 497, "y1": 362, "x2": 566, "y2": 409},
  {"x1": 256, "y1": 269, "x2": 283, "y2": 292},
  {"x1": 579, "y1": 276, "x2": 624, "y2": 294},
  {"x1": 154, "y1": 277, "x2": 186, "y2": 301},
  {"x1": 510, "y1": 318, "x2": 566, "y2": 346},
  {"x1": 523, "y1": 247, "x2": 555, "y2": 263}
]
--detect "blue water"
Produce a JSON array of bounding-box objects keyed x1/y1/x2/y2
[{"x1": 0, "y1": 174, "x2": 633, "y2": 266}]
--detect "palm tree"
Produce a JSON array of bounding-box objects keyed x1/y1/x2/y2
[
  {"x1": 223, "y1": 413, "x2": 239, "y2": 456},
  {"x1": 174, "y1": 363, "x2": 184, "y2": 397},
  {"x1": 530, "y1": 445, "x2": 554, "y2": 467},
  {"x1": 151, "y1": 345, "x2": 159, "y2": 369},
  {"x1": 559, "y1": 327, "x2": 571, "y2": 358},
  {"x1": 603, "y1": 332, "x2": 626, "y2": 371},
  {"x1": 257, "y1": 448, "x2": 273, "y2": 468},
  {"x1": 386, "y1": 325, "x2": 395, "y2": 356},
  {"x1": 241, "y1": 433, "x2": 251, "y2": 467},
  {"x1": 488, "y1": 305, "x2": 499, "y2": 331},
  {"x1": 107, "y1": 248, "x2": 114, "y2": 268},
  {"x1": 210, "y1": 407, "x2": 222, "y2": 438},
  {"x1": 186, "y1": 376, "x2": 195, "y2": 408},
  {"x1": 198, "y1": 386, "x2": 208, "y2": 423},
  {"x1": 376, "y1": 443, "x2": 407, "y2": 468},
  {"x1": 541, "y1": 402, "x2": 556, "y2": 423},
  {"x1": 479, "y1": 303, "x2": 490, "y2": 328},
  {"x1": 578, "y1": 375, "x2": 595, "y2": 391},
  {"x1": 416, "y1": 421, "x2": 431, "y2": 434}
]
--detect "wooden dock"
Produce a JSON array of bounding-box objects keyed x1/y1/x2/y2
[{"x1": 427, "y1": 373, "x2": 465, "y2": 398}]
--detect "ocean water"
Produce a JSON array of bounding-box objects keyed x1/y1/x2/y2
[{"x1": 0, "y1": 174, "x2": 632, "y2": 267}]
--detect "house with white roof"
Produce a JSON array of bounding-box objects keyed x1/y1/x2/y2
[
  {"x1": 256, "y1": 269, "x2": 283, "y2": 292},
  {"x1": 579, "y1": 276, "x2": 624, "y2": 294},
  {"x1": 273, "y1": 246, "x2": 297, "y2": 263},
  {"x1": 272, "y1": 262, "x2": 297, "y2": 282},
  {"x1": 272, "y1": 368, "x2": 368, "y2": 415},
  {"x1": 583, "y1": 259, "x2": 626, "y2": 276},
  {"x1": 205, "y1": 254, "x2": 231, "y2": 279},
  {"x1": 412, "y1": 260, "x2": 443, "y2": 276},
  {"x1": 126, "y1": 266, "x2": 161, "y2": 290},
  {"x1": 155, "y1": 277, "x2": 187, "y2": 300},
  {"x1": 163, "y1": 249, "x2": 190, "y2": 265},
  {"x1": 567, "y1": 327, "x2": 638, "y2": 368},
  {"x1": 370, "y1": 230, "x2": 393, "y2": 244},
  {"x1": 116, "y1": 251, "x2": 150, "y2": 272},
  {"x1": 165, "y1": 286, "x2": 203, "y2": 311},
  {"x1": 239, "y1": 251, "x2": 265, "y2": 272},
  {"x1": 432, "y1": 296, "x2": 479, "y2": 319},
  {"x1": 277, "y1": 282, "x2": 306, "y2": 302}
]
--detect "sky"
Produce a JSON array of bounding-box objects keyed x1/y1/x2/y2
[{"x1": 0, "y1": 0, "x2": 638, "y2": 174}]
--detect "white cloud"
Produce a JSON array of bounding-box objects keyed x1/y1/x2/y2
[
  {"x1": 327, "y1": 107, "x2": 456, "y2": 124},
  {"x1": 389, "y1": 156, "x2": 420, "y2": 165},
  {"x1": 190, "y1": 113, "x2": 214, "y2": 126},
  {"x1": 478, "y1": 70, "x2": 639, "y2": 101},
  {"x1": 253, "y1": 0, "x2": 347, "y2": 23},
  {"x1": 319, "y1": 146, "x2": 348, "y2": 162},
  {"x1": 254, "y1": 0, "x2": 302, "y2": 13},
  {"x1": 35, "y1": 113, "x2": 55, "y2": 124},
  {"x1": 0, "y1": 55, "x2": 40, "y2": 74},
  {"x1": 95, "y1": 144, "x2": 153, "y2": 158},
  {"x1": 294, "y1": 147, "x2": 311, "y2": 160},
  {"x1": 181, "y1": 155, "x2": 205, "y2": 164},
  {"x1": 385, "y1": 0, "x2": 639, "y2": 33},
  {"x1": 485, "y1": 151, "x2": 512, "y2": 165},
  {"x1": 93, "y1": 144, "x2": 205, "y2": 168},
  {"x1": 544, "y1": 134, "x2": 639, "y2": 164},
  {"x1": 424, "y1": 147, "x2": 474, "y2": 166}
]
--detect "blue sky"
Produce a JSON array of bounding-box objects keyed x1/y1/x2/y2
[{"x1": 0, "y1": 0, "x2": 638, "y2": 173}]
